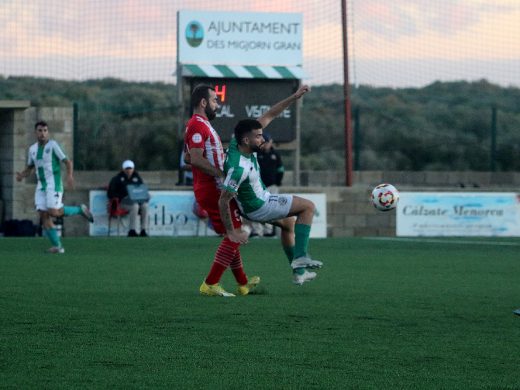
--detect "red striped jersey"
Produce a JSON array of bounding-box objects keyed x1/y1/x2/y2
[{"x1": 184, "y1": 114, "x2": 225, "y2": 191}]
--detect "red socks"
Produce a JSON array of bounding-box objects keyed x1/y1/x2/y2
[
  {"x1": 205, "y1": 237, "x2": 247, "y2": 285},
  {"x1": 230, "y1": 250, "x2": 248, "y2": 286},
  {"x1": 204, "y1": 262, "x2": 227, "y2": 286}
]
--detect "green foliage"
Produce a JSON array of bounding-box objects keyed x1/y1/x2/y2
[
  {"x1": 0, "y1": 76, "x2": 180, "y2": 170},
  {"x1": 303, "y1": 80, "x2": 520, "y2": 171},
  {"x1": 1, "y1": 76, "x2": 519, "y2": 171},
  {"x1": 1, "y1": 237, "x2": 520, "y2": 388}
]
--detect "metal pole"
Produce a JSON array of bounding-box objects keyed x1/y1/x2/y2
[
  {"x1": 295, "y1": 80, "x2": 301, "y2": 186},
  {"x1": 176, "y1": 68, "x2": 185, "y2": 185},
  {"x1": 176, "y1": 11, "x2": 185, "y2": 181},
  {"x1": 341, "y1": 0, "x2": 353, "y2": 186},
  {"x1": 354, "y1": 106, "x2": 360, "y2": 171},
  {"x1": 72, "y1": 102, "x2": 78, "y2": 168},
  {"x1": 490, "y1": 105, "x2": 497, "y2": 172}
]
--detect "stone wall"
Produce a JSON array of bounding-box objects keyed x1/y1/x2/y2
[
  {"x1": 3, "y1": 102, "x2": 518, "y2": 238},
  {"x1": 43, "y1": 170, "x2": 520, "y2": 238},
  {"x1": 1, "y1": 101, "x2": 31, "y2": 221},
  {"x1": 1, "y1": 103, "x2": 74, "y2": 223},
  {"x1": 292, "y1": 170, "x2": 520, "y2": 188},
  {"x1": 0, "y1": 109, "x2": 13, "y2": 223}
]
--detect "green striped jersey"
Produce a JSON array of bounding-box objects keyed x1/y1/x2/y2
[
  {"x1": 223, "y1": 138, "x2": 268, "y2": 214},
  {"x1": 27, "y1": 140, "x2": 68, "y2": 192}
]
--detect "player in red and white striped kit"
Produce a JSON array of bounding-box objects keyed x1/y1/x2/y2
[{"x1": 184, "y1": 84, "x2": 258, "y2": 297}]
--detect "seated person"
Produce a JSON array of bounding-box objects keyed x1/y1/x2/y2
[
  {"x1": 107, "y1": 160, "x2": 149, "y2": 237},
  {"x1": 179, "y1": 148, "x2": 193, "y2": 186}
]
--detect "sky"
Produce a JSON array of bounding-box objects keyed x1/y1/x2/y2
[{"x1": 1, "y1": 0, "x2": 519, "y2": 87}]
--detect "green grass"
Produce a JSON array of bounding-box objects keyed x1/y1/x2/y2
[{"x1": 1, "y1": 236, "x2": 520, "y2": 389}]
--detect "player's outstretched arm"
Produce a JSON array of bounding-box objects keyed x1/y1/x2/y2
[{"x1": 258, "y1": 84, "x2": 310, "y2": 129}]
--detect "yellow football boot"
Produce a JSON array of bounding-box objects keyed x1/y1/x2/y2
[
  {"x1": 199, "y1": 282, "x2": 235, "y2": 297},
  {"x1": 237, "y1": 276, "x2": 261, "y2": 296}
]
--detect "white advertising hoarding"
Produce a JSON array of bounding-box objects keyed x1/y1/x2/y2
[
  {"x1": 90, "y1": 190, "x2": 217, "y2": 237},
  {"x1": 178, "y1": 10, "x2": 302, "y2": 66},
  {"x1": 293, "y1": 193, "x2": 327, "y2": 238},
  {"x1": 90, "y1": 191, "x2": 327, "y2": 238},
  {"x1": 397, "y1": 192, "x2": 520, "y2": 237}
]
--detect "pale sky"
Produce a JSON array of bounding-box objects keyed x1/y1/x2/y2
[{"x1": 1, "y1": 0, "x2": 519, "y2": 87}]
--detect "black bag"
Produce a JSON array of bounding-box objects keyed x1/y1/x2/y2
[{"x1": 3, "y1": 219, "x2": 36, "y2": 237}]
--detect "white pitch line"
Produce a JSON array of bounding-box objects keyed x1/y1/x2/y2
[{"x1": 363, "y1": 237, "x2": 520, "y2": 246}]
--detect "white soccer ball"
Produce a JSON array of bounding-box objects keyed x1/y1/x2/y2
[{"x1": 371, "y1": 183, "x2": 399, "y2": 212}]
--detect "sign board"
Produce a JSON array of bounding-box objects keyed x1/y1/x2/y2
[
  {"x1": 89, "y1": 190, "x2": 216, "y2": 237},
  {"x1": 396, "y1": 192, "x2": 520, "y2": 236},
  {"x1": 178, "y1": 10, "x2": 302, "y2": 66},
  {"x1": 293, "y1": 193, "x2": 327, "y2": 238},
  {"x1": 90, "y1": 191, "x2": 326, "y2": 238},
  {"x1": 189, "y1": 77, "x2": 298, "y2": 142}
]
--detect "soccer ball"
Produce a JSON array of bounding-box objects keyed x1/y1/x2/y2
[{"x1": 371, "y1": 183, "x2": 399, "y2": 211}]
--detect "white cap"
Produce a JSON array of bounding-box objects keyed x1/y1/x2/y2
[{"x1": 122, "y1": 160, "x2": 135, "y2": 169}]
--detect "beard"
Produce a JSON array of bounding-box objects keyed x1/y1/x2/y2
[
  {"x1": 205, "y1": 106, "x2": 217, "y2": 121},
  {"x1": 250, "y1": 144, "x2": 263, "y2": 153}
]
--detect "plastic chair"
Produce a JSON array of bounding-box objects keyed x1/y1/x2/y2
[{"x1": 107, "y1": 197, "x2": 129, "y2": 236}]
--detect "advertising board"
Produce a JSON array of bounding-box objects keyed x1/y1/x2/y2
[
  {"x1": 90, "y1": 191, "x2": 327, "y2": 238},
  {"x1": 178, "y1": 10, "x2": 302, "y2": 66},
  {"x1": 397, "y1": 192, "x2": 520, "y2": 236}
]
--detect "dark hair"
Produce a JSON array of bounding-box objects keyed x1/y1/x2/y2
[
  {"x1": 34, "y1": 120, "x2": 48, "y2": 130},
  {"x1": 191, "y1": 84, "x2": 215, "y2": 109},
  {"x1": 234, "y1": 119, "x2": 262, "y2": 145}
]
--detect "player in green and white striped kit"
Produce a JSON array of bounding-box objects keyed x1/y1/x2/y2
[
  {"x1": 219, "y1": 85, "x2": 323, "y2": 285},
  {"x1": 16, "y1": 121, "x2": 94, "y2": 253}
]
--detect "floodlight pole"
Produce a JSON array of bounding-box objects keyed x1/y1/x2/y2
[
  {"x1": 490, "y1": 105, "x2": 497, "y2": 172},
  {"x1": 342, "y1": 0, "x2": 353, "y2": 186}
]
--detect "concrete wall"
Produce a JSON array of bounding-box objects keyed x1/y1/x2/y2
[
  {"x1": 0, "y1": 109, "x2": 13, "y2": 223},
  {"x1": 1, "y1": 104, "x2": 74, "y2": 223},
  {"x1": 293, "y1": 170, "x2": 520, "y2": 188},
  {"x1": 0, "y1": 101, "x2": 31, "y2": 221},
  {"x1": 3, "y1": 103, "x2": 518, "y2": 238},
  {"x1": 42, "y1": 170, "x2": 520, "y2": 238}
]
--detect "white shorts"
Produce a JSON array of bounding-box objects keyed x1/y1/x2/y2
[
  {"x1": 35, "y1": 189, "x2": 64, "y2": 211},
  {"x1": 244, "y1": 194, "x2": 293, "y2": 223}
]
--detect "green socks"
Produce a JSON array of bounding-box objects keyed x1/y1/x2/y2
[
  {"x1": 283, "y1": 246, "x2": 295, "y2": 264},
  {"x1": 63, "y1": 206, "x2": 81, "y2": 216},
  {"x1": 45, "y1": 227, "x2": 62, "y2": 248},
  {"x1": 294, "y1": 224, "x2": 311, "y2": 259},
  {"x1": 283, "y1": 246, "x2": 305, "y2": 275},
  {"x1": 283, "y1": 224, "x2": 311, "y2": 275}
]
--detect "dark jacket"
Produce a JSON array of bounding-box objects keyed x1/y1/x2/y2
[
  {"x1": 257, "y1": 148, "x2": 284, "y2": 187},
  {"x1": 107, "y1": 171, "x2": 144, "y2": 200}
]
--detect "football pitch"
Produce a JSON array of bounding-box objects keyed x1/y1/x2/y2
[{"x1": 1, "y1": 236, "x2": 520, "y2": 388}]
